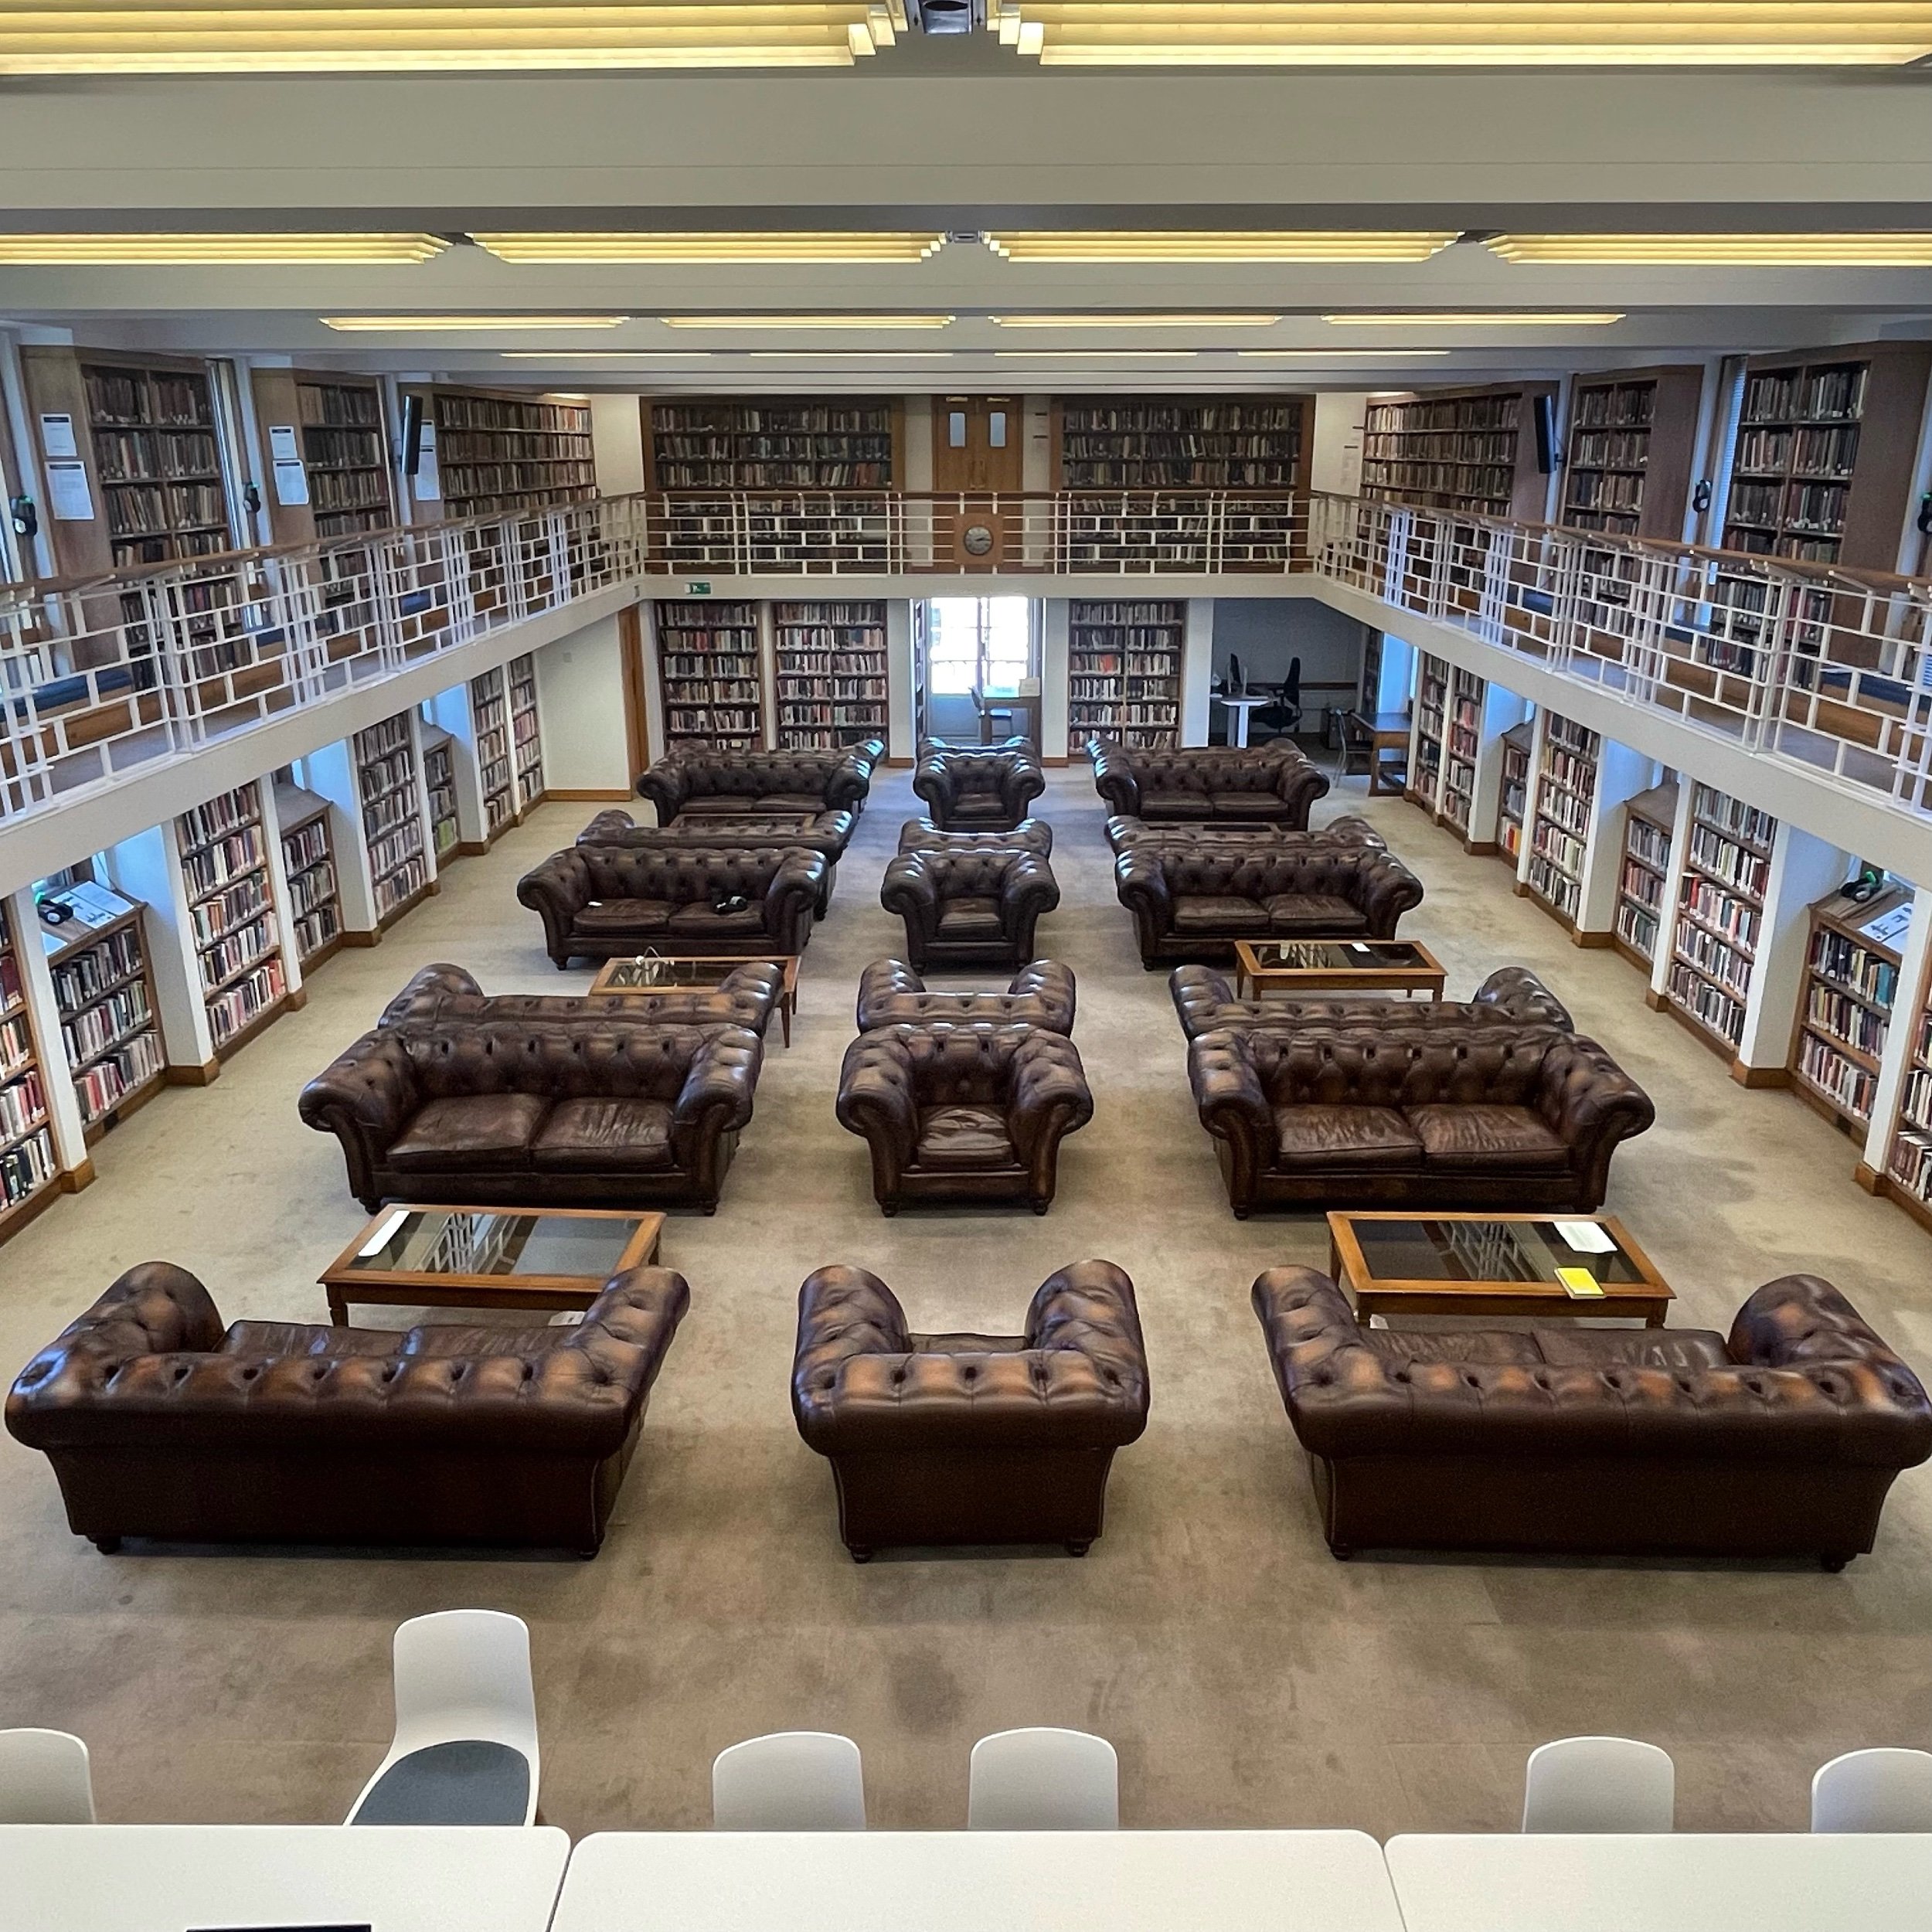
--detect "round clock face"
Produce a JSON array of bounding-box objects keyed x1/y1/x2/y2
[{"x1": 962, "y1": 524, "x2": 995, "y2": 556}]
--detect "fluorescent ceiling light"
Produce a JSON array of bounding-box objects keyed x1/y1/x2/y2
[
  {"x1": 0, "y1": 2, "x2": 910, "y2": 74},
  {"x1": 995, "y1": 349, "x2": 1199, "y2": 359},
  {"x1": 985, "y1": 231, "x2": 1459, "y2": 262},
  {"x1": 1324, "y1": 311, "x2": 1624, "y2": 325},
  {"x1": 746, "y1": 351, "x2": 960, "y2": 359},
  {"x1": 322, "y1": 315, "x2": 629, "y2": 332},
  {"x1": 473, "y1": 230, "x2": 947, "y2": 263},
  {"x1": 984, "y1": 2, "x2": 1932, "y2": 67},
  {"x1": 992, "y1": 313, "x2": 1281, "y2": 328},
  {"x1": 0, "y1": 232, "x2": 447, "y2": 264},
  {"x1": 1491, "y1": 232, "x2": 1932, "y2": 264},
  {"x1": 659, "y1": 314, "x2": 955, "y2": 328},
  {"x1": 502, "y1": 351, "x2": 713, "y2": 359},
  {"x1": 1239, "y1": 349, "x2": 1451, "y2": 358}
]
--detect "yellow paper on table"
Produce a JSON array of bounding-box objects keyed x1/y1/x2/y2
[{"x1": 1557, "y1": 1266, "x2": 1606, "y2": 1300}]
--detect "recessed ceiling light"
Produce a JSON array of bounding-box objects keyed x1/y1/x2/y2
[
  {"x1": 1323, "y1": 311, "x2": 1624, "y2": 326},
  {"x1": 323, "y1": 315, "x2": 629, "y2": 332},
  {"x1": 658, "y1": 314, "x2": 956, "y2": 328},
  {"x1": 0, "y1": 232, "x2": 448, "y2": 264},
  {"x1": 1490, "y1": 233, "x2": 1932, "y2": 264},
  {"x1": 473, "y1": 231, "x2": 948, "y2": 263},
  {"x1": 984, "y1": 231, "x2": 1458, "y2": 262}
]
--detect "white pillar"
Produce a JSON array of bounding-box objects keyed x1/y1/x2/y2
[
  {"x1": 103, "y1": 825, "x2": 217, "y2": 1078},
  {"x1": 5, "y1": 883, "x2": 91, "y2": 1187},
  {"x1": 1180, "y1": 597, "x2": 1215, "y2": 747},
  {"x1": 885, "y1": 599, "x2": 917, "y2": 763},
  {"x1": 297, "y1": 738, "x2": 380, "y2": 937},
  {"x1": 1736, "y1": 825, "x2": 1850, "y2": 1080},
  {"x1": 1574, "y1": 740, "x2": 1658, "y2": 939},
  {"x1": 1467, "y1": 681, "x2": 1530, "y2": 856},
  {"x1": 1859, "y1": 889, "x2": 1932, "y2": 1187},
  {"x1": 1039, "y1": 598, "x2": 1070, "y2": 760}
]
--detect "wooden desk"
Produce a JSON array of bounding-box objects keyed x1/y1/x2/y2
[
  {"x1": 1216, "y1": 693, "x2": 1268, "y2": 747},
  {"x1": 1349, "y1": 709, "x2": 1412, "y2": 795}
]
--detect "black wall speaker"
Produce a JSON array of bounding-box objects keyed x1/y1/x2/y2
[
  {"x1": 402, "y1": 393, "x2": 425, "y2": 477},
  {"x1": 1532, "y1": 393, "x2": 1558, "y2": 475}
]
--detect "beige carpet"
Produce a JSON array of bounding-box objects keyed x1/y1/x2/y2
[{"x1": 2, "y1": 764, "x2": 1928, "y2": 1835}]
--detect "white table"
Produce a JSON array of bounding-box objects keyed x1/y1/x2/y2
[
  {"x1": 1386, "y1": 1832, "x2": 1932, "y2": 1932},
  {"x1": 1216, "y1": 693, "x2": 1267, "y2": 747},
  {"x1": 553, "y1": 1829, "x2": 1403, "y2": 1932},
  {"x1": 0, "y1": 1823, "x2": 570, "y2": 1930}
]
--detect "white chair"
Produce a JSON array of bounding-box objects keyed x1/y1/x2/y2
[
  {"x1": 1522, "y1": 1736, "x2": 1675, "y2": 1833},
  {"x1": 1811, "y1": 1748, "x2": 1932, "y2": 1832},
  {"x1": 713, "y1": 1732, "x2": 866, "y2": 1830},
  {"x1": 968, "y1": 1728, "x2": 1118, "y2": 1831},
  {"x1": 346, "y1": 1610, "x2": 539, "y2": 1826},
  {"x1": 0, "y1": 1730, "x2": 96, "y2": 1824}
]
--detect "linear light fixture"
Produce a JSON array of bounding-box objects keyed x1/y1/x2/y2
[
  {"x1": 658, "y1": 314, "x2": 956, "y2": 328},
  {"x1": 1324, "y1": 311, "x2": 1624, "y2": 326},
  {"x1": 0, "y1": 2, "x2": 910, "y2": 74},
  {"x1": 984, "y1": 231, "x2": 1459, "y2": 262},
  {"x1": 995, "y1": 349, "x2": 1200, "y2": 359},
  {"x1": 984, "y1": 2, "x2": 1932, "y2": 67},
  {"x1": 473, "y1": 231, "x2": 948, "y2": 263},
  {"x1": 1239, "y1": 349, "x2": 1451, "y2": 358},
  {"x1": 1490, "y1": 232, "x2": 1932, "y2": 264},
  {"x1": 0, "y1": 232, "x2": 449, "y2": 264},
  {"x1": 991, "y1": 312, "x2": 1281, "y2": 328},
  {"x1": 746, "y1": 350, "x2": 961, "y2": 359},
  {"x1": 322, "y1": 315, "x2": 630, "y2": 332},
  {"x1": 501, "y1": 351, "x2": 713, "y2": 359}
]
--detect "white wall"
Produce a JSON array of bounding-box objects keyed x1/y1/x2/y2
[
  {"x1": 590, "y1": 394, "x2": 646, "y2": 496},
  {"x1": 1311, "y1": 393, "x2": 1370, "y2": 497},
  {"x1": 534, "y1": 614, "x2": 630, "y2": 793},
  {"x1": 1211, "y1": 597, "x2": 1369, "y2": 735}
]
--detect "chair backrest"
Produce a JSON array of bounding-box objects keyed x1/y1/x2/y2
[
  {"x1": 1522, "y1": 1736, "x2": 1675, "y2": 1833},
  {"x1": 1811, "y1": 1748, "x2": 1932, "y2": 1832},
  {"x1": 713, "y1": 1732, "x2": 866, "y2": 1830},
  {"x1": 1227, "y1": 653, "x2": 1245, "y2": 695},
  {"x1": 1284, "y1": 655, "x2": 1302, "y2": 705},
  {"x1": 968, "y1": 1727, "x2": 1118, "y2": 1830},
  {"x1": 0, "y1": 1730, "x2": 96, "y2": 1824},
  {"x1": 389, "y1": 1610, "x2": 539, "y2": 1761}
]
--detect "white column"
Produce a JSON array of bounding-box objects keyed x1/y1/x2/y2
[
  {"x1": 589, "y1": 393, "x2": 645, "y2": 495},
  {"x1": 1038, "y1": 598, "x2": 1070, "y2": 760},
  {"x1": 256, "y1": 778, "x2": 306, "y2": 1000},
  {"x1": 1516, "y1": 709, "x2": 1550, "y2": 889},
  {"x1": 884, "y1": 599, "x2": 917, "y2": 763},
  {"x1": 533, "y1": 627, "x2": 628, "y2": 794},
  {"x1": 1467, "y1": 681, "x2": 1530, "y2": 856},
  {"x1": 104, "y1": 825, "x2": 217, "y2": 1077},
  {"x1": 638, "y1": 602, "x2": 668, "y2": 774},
  {"x1": 1860, "y1": 889, "x2": 1932, "y2": 1185},
  {"x1": 1735, "y1": 824, "x2": 1850, "y2": 1079},
  {"x1": 1574, "y1": 741, "x2": 1658, "y2": 939},
  {"x1": 1648, "y1": 778, "x2": 1699, "y2": 1002},
  {"x1": 6, "y1": 883, "x2": 90, "y2": 1185},
  {"x1": 757, "y1": 603, "x2": 778, "y2": 752},
  {"x1": 404, "y1": 706, "x2": 441, "y2": 885},
  {"x1": 428, "y1": 682, "x2": 491, "y2": 849},
  {"x1": 1180, "y1": 597, "x2": 1215, "y2": 747}
]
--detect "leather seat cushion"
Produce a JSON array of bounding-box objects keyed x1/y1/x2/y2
[
  {"x1": 532, "y1": 1097, "x2": 675, "y2": 1170},
  {"x1": 1173, "y1": 894, "x2": 1272, "y2": 934},
  {"x1": 937, "y1": 896, "x2": 1005, "y2": 937},
  {"x1": 389, "y1": 1094, "x2": 548, "y2": 1172},
  {"x1": 400, "y1": 1325, "x2": 564, "y2": 1361},
  {"x1": 757, "y1": 792, "x2": 829, "y2": 814},
  {"x1": 912, "y1": 1331, "x2": 1029, "y2": 1355},
  {"x1": 1265, "y1": 893, "x2": 1369, "y2": 934},
  {"x1": 667, "y1": 900, "x2": 767, "y2": 940},
  {"x1": 1273, "y1": 1104, "x2": 1423, "y2": 1168},
  {"x1": 1141, "y1": 791, "x2": 1215, "y2": 819},
  {"x1": 951, "y1": 798, "x2": 1012, "y2": 824},
  {"x1": 913, "y1": 1104, "x2": 1017, "y2": 1171},
  {"x1": 223, "y1": 1322, "x2": 403, "y2": 1359},
  {"x1": 1363, "y1": 1328, "x2": 1546, "y2": 1366},
  {"x1": 1532, "y1": 1328, "x2": 1732, "y2": 1372},
  {"x1": 1408, "y1": 1104, "x2": 1571, "y2": 1170},
  {"x1": 575, "y1": 897, "x2": 672, "y2": 936},
  {"x1": 1210, "y1": 797, "x2": 1291, "y2": 819}
]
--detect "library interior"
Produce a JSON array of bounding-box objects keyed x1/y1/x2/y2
[{"x1": 5, "y1": 6, "x2": 1932, "y2": 1926}]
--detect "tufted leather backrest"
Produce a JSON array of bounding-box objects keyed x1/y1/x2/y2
[
  {"x1": 578, "y1": 807, "x2": 855, "y2": 854},
  {"x1": 1107, "y1": 813, "x2": 1385, "y2": 853},
  {"x1": 1143, "y1": 845, "x2": 1406, "y2": 899},
  {"x1": 1236, "y1": 1022, "x2": 1569, "y2": 1109},
  {"x1": 577, "y1": 845, "x2": 800, "y2": 901},
  {"x1": 842, "y1": 1020, "x2": 1030, "y2": 1105},
  {"x1": 855, "y1": 958, "x2": 1077, "y2": 1033},
  {"x1": 389, "y1": 1020, "x2": 723, "y2": 1104},
  {"x1": 896, "y1": 846, "x2": 1033, "y2": 898},
  {"x1": 1169, "y1": 964, "x2": 1570, "y2": 1040},
  {"x1": 379, "y1": 962, "x2": 780, "y2": 1032}
]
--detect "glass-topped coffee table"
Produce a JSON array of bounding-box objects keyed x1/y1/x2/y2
[
  {"x1": 1327, "y1": 1210, "x2": 1673, "y2": 1327},
  {"x1": 320, "y1": 1204, "x2": 665, "y2": 1326},
  {"x1": 590, "y1": 952, "x2": 801, "y2": 1046},
  {"x1": 1234, "y1": 937, "x2": 1446, "y2": 1003}
]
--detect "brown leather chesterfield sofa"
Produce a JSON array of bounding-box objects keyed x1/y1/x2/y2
[
  {"x1": 1189, "y1": 1022, "x2": 1653, "y2": 1214},
  {"x1": 635, "y1": 741, "x2": 881, "y2": 821},
  {"x1": 517, "y1": 845, "x2": 825, "y2": 968},
  {"x1": 855, "y1": 958, "x2": 1077, "y2": 1034},
  {"x1": 879, "y1": 846, "x2": 1060, "y2": 970},
  {"x1": 5, "y1": 1261, "x2": 689, "y2": 1555},
  {"x1": 1090, "y1": 739, "x2": 1330, "y2": 826},
  {"x1": 379, "y1": 961, "x2": 784, "y2": 1039},
  {"x1": 791, "y1": 1260, "x2": 1150, "y2": 1559},
  {"x1": 900, "y1": 815, "x2": 1053, "y2": 857},
  {"x1": 1168, "y1": 963, "x2": 1572, "y2": 1041},
  {"x1": 1114, "y1": 845, "x2": 1424, "y2": 967},
  {"x1": 1251, "y1": 1267, "x2": 1932, "y2": 1567},
  {"x1": 578, "y1": 806, "x2": 855, "y2": 917},
  {"x1": 1104, "y1": 813, "x2": 1385, "y2": 855},
  {"x1": 835, "y1": 1022, "x2": 1093, "y2": 1213},
  {"x1": 912, "y1": 744, "x2": 1046, "y2": 832},
  {"x1": 300, "y1": 1019, "x2": 762, "y2": 1213}
]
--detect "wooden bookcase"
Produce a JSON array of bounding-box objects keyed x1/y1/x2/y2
[
  {"x1": 470, "y1": 667, "x2": 517, "y2": 838},
  {"x1": 0, "y1": 904, "x2": 60, "y2": 1233},
  {"x1": 43, "y1": 886, "x2": 167, "y2": 1140},
  {"x1": 1789, "y1": 883, "x2": 1910, "y2": 1138},
  {"x1": 1560, "y1": 365, "x2": 1705, "y2": 540},
  {"x1": 645, "y1": 397, "x2": 901, "y2": 489},
  {"x1": 774, "y1": 601, "x2": 888, "y2": 751},
  {"x1": 1410, "y1": 652, "x2": 1449, "y2": 814},
  {"x1": 422, "y1": 726, "x2": 460, "y2": 860},
  {"x1": 299, "y1": 377, "x2": 393, "y2": 539},
  {"x1": 1526, "y1": 713, "x2": 1600, "y2": 924},
  {"x1": 1438, "y1": 667, "x2": 1485, "y2": 838},
  {"x1": 1614, "y1": 778, "x2": 1679, "y2": 970},
  {"x1": 1664, "y1": 782, "x2": 1777, "y2": 1060},
  {"x1": 655, "y1": 600, "x2": 765, "y2": 752},
  {"x1": 509, "y1": 653, "x2": 545, "y2": 808},
  {"x1": 1362, "y1": 384, "x2": 1556, "y2": 521},
  {"x1": 275, "y1": 781, "x2": 343, "y2": 968},
  {"x1": 1495, "y1": 720, "x2": 1533, "y2": 866},
  {"x1": 414, "y1": 388, "x2": 595, "y2": 519},
  {"x1": 176, "y1": 780, "x2": 288, "y2": 1057},
  {"x1": 1051, "y1": 395, "x2": 1312, "y2": 489},
  {"x1": 354, "y1": 713, "x2": 430, "y2": 924},
  {"x1": 1067, "y1": 600, "x2": 1185, "y2": 751}
]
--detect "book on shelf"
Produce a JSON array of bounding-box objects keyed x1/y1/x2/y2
[
  {"x1": 1791, "y1": 883, "x2": 1910, "y2": 1129},
  {"x1": 1664, "y1": 783, "x2": 1777, "y2": 1055},
  {"x1": 39, "y1": 886, "x2": 168, "y2": 1130},
  {"x1": 1056, "y1": 396, "x2": 1306, "y2": 491},
  {"x1": 0, "y1": 905, "x2": 59, "y2": 1216}
]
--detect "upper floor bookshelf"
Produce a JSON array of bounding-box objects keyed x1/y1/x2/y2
[
  {"x1": 1362, "y1": 383, "x2": 1557, "y2": 522},
  {"x1": 1559, "y1": 365, "x2": 1705, "y2": 541},
  {"x1": 298, "y1": 377, "x2": 394, "y2": 540},
  {"x1": 411, "y1": 386, "x2": 595, "y2": 520},
  {"x1": 645, "y1": 398, "x2": 902, "y2": 492},
  {"x1": 1050, "y1": 395, "x2": 1313, "y2": 491}
]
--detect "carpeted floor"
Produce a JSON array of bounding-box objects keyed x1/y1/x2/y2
[{"x1": 2, "y1": 761, "x2": 1928, "y2": 1835}]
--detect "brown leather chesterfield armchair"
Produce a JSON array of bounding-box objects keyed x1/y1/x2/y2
[
  {"x1": 1251, "y1": 1267, "x2": 1932, "y2": 1567},
  {"x1": 1168, "y1": 963, "x2": 1572, "y2": 1041},
  {"x1": 300, "y1": 1019, "x2": 762, "y2": 1213},
  {"x1": 912, "y1": 744, "x2": 1046, "y2": 832},
  {"x1": 899, "y1": 815, "x2": 1053, "y2": 857},
  {"x1": 1090, "y1": 739, "x2": 1330, "y2": 825},
  {"x1": 635, "y1": 741, "x2": 881, "y2": 821},
  {"x1": 1189, "y1": 1022, "x2": 1653, "y2": 1214},
  {"x1": 1114, "y1": 845, "x2": 1424, "y2": 967},
  {"x1": 5, "y1": 1261, "x2": 690, "y2": 1555},
  {"x1": 1104, "y1": 813, "x2": 1385, "y2": 855},
  {"x1": 379, "y1": 961, "x2": 784, "y2": 1039},
  {"x1": 791, "y1": 1260, "x2": 1150, "y2": 1559},
  {"x1": 835, "y1": 1022, "x2": 1093, "y2": 1213},
  {"x1": 517, "y1": 845, "x2": 825, "y2": 968},
  {"x1": 578, "y1": 807, "x2": 855, "y2": 918},
  {"x1": 855, "y1": 958, "x2": 1077, "y2": 1034},
  {"x1": 879, "y1": 847, "x2": 1060, "y2": 969}
]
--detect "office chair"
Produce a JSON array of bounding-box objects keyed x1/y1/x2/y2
[
  {"x1": 1226, "y1": 652, "x2": 1246, "y2": 696},
  {"x1": 1252, "y1": 655, "x2": 1304, "y2": 740}
]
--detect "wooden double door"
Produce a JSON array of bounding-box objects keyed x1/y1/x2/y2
[{"x1": 930, "y1": 396, "x2": 1023, "y2": 570}]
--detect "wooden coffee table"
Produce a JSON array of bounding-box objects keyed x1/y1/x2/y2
[
  {"x1": 1328, "y1": 1210, "x2": 1674, "y2": 1327},
  {"x1": 590, "y1": 953, "x2": 801, "y2": 1046},
  {"x1": 1234, "y1": 937, "x2": 1446, "y2": 1003},
  {"x1": 320, "y1": 1204, "x2": 665, "y2": 1326}
]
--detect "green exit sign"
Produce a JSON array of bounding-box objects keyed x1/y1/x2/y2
[{"x1": 685, "y1": 580, "x2": 712, "y2": 596}]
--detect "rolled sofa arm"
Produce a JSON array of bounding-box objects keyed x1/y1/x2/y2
[
  {"x1": 1090, "y1": 740, "x2": 1141, "y2": 816},
  {"x1": 1533, "y1": 1033, "x2": 1656, "y2": 1202},
  {"x1": 1168, "y1": 963, "x2": 1239, "y2": 1038},
  {"x1": 1274, "y1": 757, "x2": 1332, "y2": 826},
  {"x1": 825, "y1": 745, "x2": 877, "y2": 811},
  {"x1": 1187, "y1": 1030, "x2": 1275, "y2": 1151},
  {"x1": 378, "y1": 962, "x2": 483, "y2": 1027},
  {"x1": 792, "y1": 1264, "x2": 913, "y2": 1407},
  {"x1": 878, "y1": 852, "x2": 941, "y2": 937},
  {"x1": 1112, "y1": 847, "x2": 1172, "y2": 929},
  {"x1": 298, "y1": 1031, "x2": 418, "y2": 1203},
  {"x1": 1475, "y1": 966, "x2": 1574, "y2": 1031},
  {"x1": 765, "y1": 849, "x2": 830, "y2": 948},
  {"x1": 1008, "y1": 1032, "x2": 1095, "y2": 1165},
  {"x1": 835, "y1": 1032, "x2": 918, "y2": 1199},
  {"x1": 516, "y1": 849, "x2": 593, "y2": 964},
  {"x1": 635, "y1": 760, "x2": 691, "y2": 825},
  {"x1": 670, "y1": 1026, "x2": 764, "y2": 1168},
  {"x1": 1359, "y1": 852, "x2": 1427, "y2": 937},
  {"x1": 577, "y1": 808, "x2": 637, "y2": 845},
  {"x1": 854, "y1": 958, "x2": 923, "y2": 1029}
]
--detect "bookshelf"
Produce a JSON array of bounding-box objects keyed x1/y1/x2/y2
[
  {"x1": 298, "y1": 377, "x2": 394, "y2": 539},
  {"x1": 655, "y1": 600, "x2": 766, "y2": 752},
  {"x1": 1052, "y1": 396, "x2": 1311, "y2": 489},
  {"x1": 1614, "y1": 779, "x2": 1679, "y2": 971},
  {"x1": 42, "y1": 884, "x2": 168, "y2": 1141},
  {"x1": 509, "y1": 653, "x2": 545, "y2": 808},
  {"x1": 1664, "y1": 783, "x2": 1777, "y2": 1060},
  {"x1": 79, "y1": 359, "x2": 230, "y2": 570},
  {"x1": 1789, "y1": 883, "x2": 1910, "y2": 1138},
  {"x1": 1495, "y1": 720, "x2": 1533, "y2": 866},
  {"x1": 420, "y1": 388, "x2": 595, "y2": 519},
  {"x1": 0, "y1": 904, "x2": 60, "y2": 1231},
  {"x1": 1560, "y1": 366, "x2": 1704, "y2": 540},
  {"x1": 354, "y1": 713, "x2": 430, "y2": 924},
  {"x1": 275, "y1": 781, "x2": 343, "y2": 968},
  {"x1": 1526, "y1": 713, "x2": 1600, "y2": 924},
  {"x1": 422, "y1": 726, "x2": 460, "y2": 860},
  {"x1": 1438, "y1": 667, "x2": 1485, "y2": 838},
  {"x1": 1067, "y1": 600, "x2": 1185, "y2": 751},
  {"x1": 471, "y1": 666, "x2": 517, "y2": 838},
  {"x1": 1410, "y1": 652, "x2": 1449, "y2": 814},
  {"x1": 1362, "y1": 384, "x2": 1556, "y2": 521},
  {"x1": 774, "y1": 602, "x2": 888, "y2": 751},
  {"x1": 175, "y1": 781, "x2": 288, "y2": 1056},
  {"x1": 645, "y1": 397, "x2": 900, "y2": 490}
]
